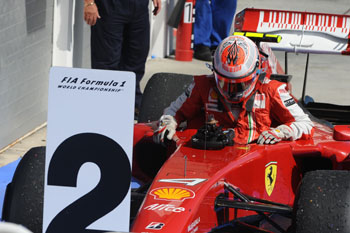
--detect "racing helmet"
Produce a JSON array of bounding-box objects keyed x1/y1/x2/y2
[{"x1": 213, "y1": 35, "x2": 261, "y2": 103}]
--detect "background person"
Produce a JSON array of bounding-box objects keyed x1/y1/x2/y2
[
  {"x1": 83, "y1": 0, "x2": 161, "y2": 119},
  {"x1": 193, "y1": 0, "x2": 237, "y2": 61}
]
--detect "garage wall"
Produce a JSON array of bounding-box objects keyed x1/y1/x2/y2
[
  {"x1": 52, "y1": 0, "x2": 91, "y2": 68},
  {"x1": 73, "y1": 0, "x2": 92, "y2": 68},
  {"x1": 0, "y1": 0, "x2": 54, "y2": 150},
  {"x1": 0, "y1": 0, "x2": 173, "y2": 151}
]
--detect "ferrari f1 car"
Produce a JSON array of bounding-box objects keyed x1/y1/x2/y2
[{"x1": 2, "y1": 8, "x2": 350, "y2": 233}]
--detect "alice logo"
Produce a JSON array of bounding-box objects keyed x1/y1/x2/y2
[{"x1": 61, "y1": 77, "x2": 126, "y2": 87}]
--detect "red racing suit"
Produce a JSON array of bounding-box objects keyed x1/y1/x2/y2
[{"x1": 164, "y1": 74, "x2": 314, "y2": 144}]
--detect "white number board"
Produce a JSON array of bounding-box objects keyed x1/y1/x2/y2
[
  {"x1": 183, "y1": 2, "x2": 193, "y2": 23},
  {"x1": 43, "y1": 67, "x2": 135, "y2": 233}
]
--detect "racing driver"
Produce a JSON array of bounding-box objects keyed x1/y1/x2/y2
[{"x1": 154, "y1": 35, "x2": 314, "y2": 145}]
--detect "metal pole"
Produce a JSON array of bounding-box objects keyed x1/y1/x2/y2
[
  {"x1": 301, "y1": 53, "x2": 310, "y2": 104},
  {"x1": 284, "y1": 52, "x2": 288, "y2": 74}
]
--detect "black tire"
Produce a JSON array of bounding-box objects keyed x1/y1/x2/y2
[
  {"x1": 2, "y1": 147, "x2": 45, "y2": 233},
  {"x1": 138, "y1": 72, "x2": 193, "y2": 123},
  {"x1": 294, "y1": 170, "x2": 350, "y2": 233}
]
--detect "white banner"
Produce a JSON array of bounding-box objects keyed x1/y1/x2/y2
[{"x1": 43, "y1": 67, "x2": 135, "y2": 233}]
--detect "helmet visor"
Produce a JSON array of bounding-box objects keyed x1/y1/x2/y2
[{"x1": 214, "y1": 72, "x2": 256, "y2": 102}]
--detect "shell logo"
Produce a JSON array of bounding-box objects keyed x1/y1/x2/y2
[{"x1": 150, "y1": 187, "x2": 195, "y2": 201}]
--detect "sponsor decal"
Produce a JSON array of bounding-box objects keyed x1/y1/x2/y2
[
  {"x1": 58, "y1": 76, "x2": 127, "y2": 93},
  {"x1": 150, "y1": 187, "x2": 195, "y2": 201},
  {"x1": 236, "y1": 146, "x2": 250, "y2": 150},
  {"x1": 265, "y1": 162, "x2": 277, "y2": 196},
  {"x1": 284, "y1": 98, "x2": 296, "y2": 107},
  {"x1": 278, "y1": 88, "x2": 289, "y2": 94},
  {"x1": 253, "y1": 93, "x2": 266, "y2": 109},
  {"x1": 158, "y1": 178, "x2": 207, "y2": 186},
  {"x1": 205, "y1": 103, "x2": 222, "y2": 112},
  {"x1": 206, "y1": 89, "x2": 221, "y2": 112},
  {"x1": 188, "y1": 217, "x2": 200, "y2": 233},
  {"x1": 222, "y1": 63, "x2": 242, "y2": 73},
  {"x1": 146, "y1": 222, "x2": 165, "y2": 230},
  {"x1": 144, "y1": 203, "x2": 185, "y2": 213},
  {"x1": 209, "y1": 88, "x2": 218, "y2": 101},
  {"x1": 225, "y1": 41, "x2": 238, "y2": 65}
]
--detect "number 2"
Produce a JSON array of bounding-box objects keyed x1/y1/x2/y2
[{"x1": 46, "y1": 133, "x2": 131, "y2": 233}]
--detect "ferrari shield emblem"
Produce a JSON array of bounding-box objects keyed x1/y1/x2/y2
[{"x1": 265, "y1": 162, "x2": 277, "y2": 196}]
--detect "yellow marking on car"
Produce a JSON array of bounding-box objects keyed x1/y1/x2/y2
[
  {"x1": 265, "y1": 162, "x2": 277, "y2": 196},
  {"x1": 150, "y1": 187, "x2": 195, "y2": 201}
]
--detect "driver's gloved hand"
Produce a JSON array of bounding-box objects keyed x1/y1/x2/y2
[
  {"x1": 153, "y1": 115, "x2": 177, "y2": 145},
  {"x1": 257, "y1": 125, "x2": 293, "y2": 144}
]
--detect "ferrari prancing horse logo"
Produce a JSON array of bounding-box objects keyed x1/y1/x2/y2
[{"x1": 265, "y1": 162, "x2": 277, "y2": 196}]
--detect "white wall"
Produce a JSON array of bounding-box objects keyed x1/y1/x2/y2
[
  {"x1": 51, "y1": 0, "x2": 91, "y2": 68},
  {"x1": 52, "y1": 0, "x2": 75, "y2": 67},
  {"x1": 149, "y1": 0, "x2": 175, "y2": 58},
  {"x1": 0, "y1": 0, "x2": 53, "y2": 150}
]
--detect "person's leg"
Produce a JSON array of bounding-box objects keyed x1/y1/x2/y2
[
  {"x1": 120, "y1": 0, "x2": 150, "y2": 111},
  {"x1": 194, "y1": 0, "x2": 212, "y2": 47},
  {"x1": 193, "y1": 0, "x2": 212, "y2": 61},
  {"x1": 210, "y1": 0, "x2": 237, "y2": 48},
  {"x1": 90, "y1": 0, "x2": 126, "y2": 70}
]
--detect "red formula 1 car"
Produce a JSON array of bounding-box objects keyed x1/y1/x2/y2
[{"x1": 2, "y1": 8, "x2": 350, "y2": 233}]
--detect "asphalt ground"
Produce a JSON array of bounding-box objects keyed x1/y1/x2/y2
[{"x1": 1, "y1": 0, "x2": 350, "y2": 167}]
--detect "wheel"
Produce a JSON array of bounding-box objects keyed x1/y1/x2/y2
[
  {"x1": 138, "y1": 72, "x2": 193, "y2": 123},
  {"x1": 294, "y1": 170, "x2": 350, "y2": 233},
  {"x1": 0, "y1": 222, "x2": 33, "y2": 233},
  {"x1": 2, "y1": 147, "x2": 45, "y2": 233}
]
